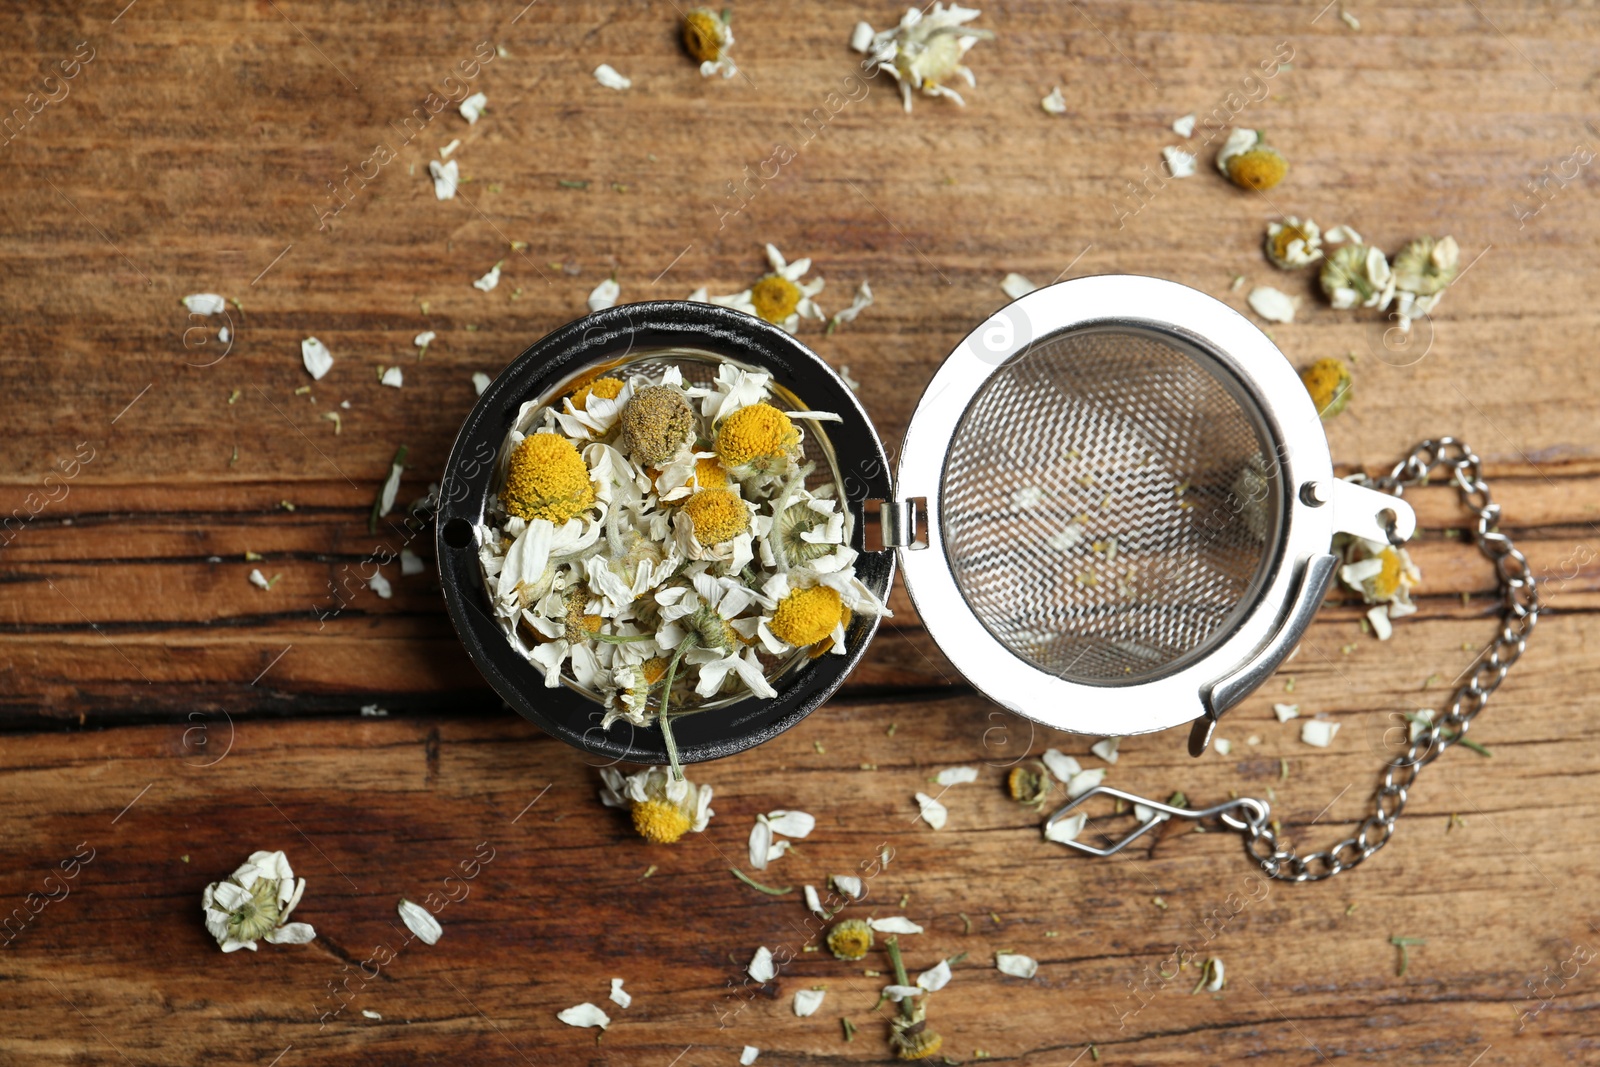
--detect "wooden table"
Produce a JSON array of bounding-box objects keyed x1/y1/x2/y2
[{"x1": 4, "y1": 1, "x2": 1599, "y2": 1063}]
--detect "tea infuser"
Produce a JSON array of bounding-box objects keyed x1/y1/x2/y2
[{"x1": 436, "y1": 275, "x2": 1536, "y2": 879}]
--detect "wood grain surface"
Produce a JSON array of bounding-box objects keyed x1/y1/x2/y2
[{"x1": 3, "y1": 0, "x2": 1600, "y2": 1063}]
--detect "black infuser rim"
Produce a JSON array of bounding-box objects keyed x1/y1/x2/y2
[{"x1": 435, "y1": 301, "x2": 896, "y2": 764}]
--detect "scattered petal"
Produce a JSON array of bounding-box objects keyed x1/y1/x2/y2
[
  {"x1": 474, "y1": 262, "x2": 503, "y2": 292},
  {"x1": 914, "y1": 791, "x2": 948, "y2": 830},
  {"x1": 1000, "y1": 272, "x2": 1036, "y2": 299},
  {"x1": 368, "y1": 571, "x2": 392, "y2": 599},
  {"x1": 414, "y1": 329, "x2": 436, "y2": 350},
  {"x1": 996, "y1": 953, "x2": 1038, "y2": 979},
  {"x1": 183, "y1": 293, "x2": 226, "y2": 315},
  {"x1": 459, "y1": 91, "x2": 487, "y2": 124},
  {"x1": 594, "y1": 63, "x2": 632, "y2": 90},
  {"x1": 472, "y1": 372, "x2": 492, "y2": 396},
  {"x1": 398, "y1": 898, "x2": 442, "y2": 945},
  {"x1": 400, "y1": 549, "x2": 426, "y2": 576},
  {"x1": 1214, "y1": 738, "x2": 1233, "y2": 756},
  {"x1": 748, "y1": 945, "x2": 776, "y2": 983},
  {"x1": 361, "y1": 1009, "x2": 382, "y2": 1019},
  {"x1": 1066, "y1": 768, "x2": 1105, "y2": 799},
  {"x1": 1301, "y1": 718, "x2": 1341, "y2": 748},
  {"x1": 248, "y1": 568, "x2": 271, "y2": 590},
  {"x1": 831, "y1": 874, "x2": 863, "y2": 899},
  {"x1": 849, "y1": 21, "x2": 875, "y2": 52},
  {"x1": 1090, "y1": 737, "x2": 1120, "y2": 764},
  {"x1": 428, "y1": 159, "x2": 459, "y2": 200},
  {"x1": 1248, "y1": 286, "x2": 1297, "y2": 323},
  {"x1": 793, "y1": 988, "x2": 826, "y2": 1016},
  {"x1": 882, "y1": 984, "x2": 923, "y2": 1001},
  {"x1": 589, "y1": 278, "x2": 621, "y2": 312},
  {"x1": 381, "y1": 366, "x2": 404, "y2": 388},
  {"x1": 1172, "y1": 113, "x2": 1196, "y2": 138},
  {"x1": 935, "y1": 766, "x2": 979, "y2": 786},
  {"x1": 301, "y1": 337, "x2": 333, "y2": 380},
  {"x1": 740, "y1": 1048, "x2": 760, "y2": 1066},
  {"x1": 1044, "y1": 812, "x2": 1087, "y2": 843},
  {"x1": 1041, "y1": 748, "x2": 1081, "y2": 783},
  {"x1": 869, "y1": 916, "x2": 923, "y2": 935},
  {"x1": 1162, "y1": 146, "x2": 1196, "y2": 178},
  {"x1": 764, "y1": 810, "x2": 816, "y2": 838},
  {"x1": 917, "y1": 959, "x2": 952, "y2": 991},
  {"x1": 557, "y1": 1002, "x2": 610, "y2": 1030},
  {"x1": 609, "y1": 977, "x2": 632, "y2": 1009},
  {"x1": 1273, "y1": 703, "x2": 1300, "y2": 722},
  {"x1": 1368, "y1": 604, "x2": 1394, "y2": 640},
  {"x1": 1041, "y1": 87, "x2": 1067, "y2": 114}
]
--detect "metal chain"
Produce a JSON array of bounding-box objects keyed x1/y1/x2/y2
[{"x1": 1231, "y1": 438, "x2": 1540, "y2": 882}]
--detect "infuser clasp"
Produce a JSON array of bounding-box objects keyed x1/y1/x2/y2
[{"x1": 1044, "y1": 785, "x2": 1271, "y2": 858}]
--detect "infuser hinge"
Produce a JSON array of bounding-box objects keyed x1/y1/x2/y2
[{"x1": 854, "y1": 498, "x2": 926, "y2": 551}]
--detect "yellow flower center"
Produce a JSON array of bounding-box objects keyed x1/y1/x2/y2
[
  {"x1": 1368, "y1": 548, "x2": 1404, "y2": 601},
  {"x1": 826, "y1": 919, "x2": 875, "y2": 961},
  {"x1": 1271, "y1": 224, "x2": 1309, "y2": 262},
  {"x1": 769, "y1": 585, "x2": 842, "y2": 647},
  {"x1": 501, "y1": 433, "x2": 596, "y2": 523},
  {"x1": 1299, "y1": 357, "x2": 1352, "y2": 418},
  {"x1": 1227, "y1": 147, "x2": 1288, "y2": 191},
  {"x1": 748, "y1": 273, "x2": 803, "y2": 324},
  {"x1": 571, "y1": 376, "x2": 624, "y2": 409},
  {"x1": 641, "y1": 656, "x2": 669, "y2": 685},
  {"x1": 694, "y1": 456, "x2": 729, "y2": 489},
  {"x1": 632, "y1": 798, "x2": 692, "y2": 844},
  {"x1": 716, "y1": 403, "x2": 799, "y2": 470},
  {"x1": 682, "y1": 488, "x2": 750, "y2": 544},
  {"x1": 682, "y1": 8, "x2": 723, "y2": 63},
  {"x1": 563, "y1": 591, "x2": 603, "y2": 643},
  {"x1": 895, "y1": 1031, "x2": 944, "y2": 1061}
]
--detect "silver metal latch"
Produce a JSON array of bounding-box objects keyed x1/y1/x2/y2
[{"x1": 854, "y1": 498, "x2": 925, "y2": 551}]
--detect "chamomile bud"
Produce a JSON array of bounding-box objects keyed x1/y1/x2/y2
[
  {"x1": 621, "y1": 385, "x2": 696, "y2": 466},
  {"x1": 826, "y1": 918, "x2": 875, "y2": 961}
]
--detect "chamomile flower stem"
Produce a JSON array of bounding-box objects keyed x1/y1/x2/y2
[
  {"x1": 884, "y1": 936, "x2": 916, "y2": 1021},
  {"x1": 657, "y1": 634, "x2": 697, "y2": 781},
  {"x1": 593, "y1": 633, "x2": 659, "y2": 645}
]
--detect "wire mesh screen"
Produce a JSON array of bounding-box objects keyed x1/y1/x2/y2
[{"x1": 940, "y1": 328, "x2": 1280, "y2": 685}]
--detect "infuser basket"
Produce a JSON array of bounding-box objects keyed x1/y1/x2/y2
[{"x1": 436, "y1": 275, "x2": 1412, "y2": 763}]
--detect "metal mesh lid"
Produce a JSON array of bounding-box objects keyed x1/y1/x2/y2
[{"x1": 939, "y1": 326, "x2": 1281, "y2": 685}]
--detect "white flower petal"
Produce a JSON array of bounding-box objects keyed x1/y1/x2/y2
[
  {"x1": 914, "y1": 791, "x2": 948, "y2": 830},
  {"x1": 935, "y1": 766, "x2": 979, "y2": 786},
  {"x1": 400, "y1": 549, "x2": 425, "y2": 577},
  {"x1": 474, "y1": 263, "x2": 502, "y2": 292},
  {"x1": 1000, "y1": 272, "x2": 1037, "y2": 299},
  {"x1": 1090, "y1": 737, "x2": 1120, "y2": 764},
  {"x1": 748, "y1": 945, "x2": 776, "y2": 984},
  {"x1": 183, "y1": 293, "x2": 226, "y2": 315},
  {"x1": 1041, "y1": 748, "x2": 1081, "y2": 783},
  {"x1": 740, "y1": 1048, "x2": 759, "y2": 1066},
  {"x1": 588, "y1": 278, "x2": 620, "y2": 312},
  {"x1": 996, "y1": 952, "x2": 1038, "y2": 979},
  {"x1": 367, "y1": 570, "x2": 392, "y2": 599},
  {"x1": 1248, "y1": 286, "x2": 1297, "y2": 324},
  {"x1": 748, "y1": 818, "x2": 773, "y2": 870},
  {"x1": 1368, "y1": 604, "x2": 1394, "y2": 640},
  {"x1": 398, "y1": 898, "x2": 442, "y2": 945},
  {"x1": 804, "y1": 884, "x2": 825, "y2": 917},
  {"x1": 1044, "y1": 812, "x2": 1088, "y2": 844},
  {"x1": 764, "y1": 810, "x2": 815, "y2": 838},
  {"x1": 849, "y1": 21, "x2": 875, "y2": 52},
  {"x1": 301, "y1": 337, "x2": 333, "y2": 380},
  {"x1": 1215, "y1": 738, "x2": 1234, "y2": 755},
  {"x1": 609, "y1": 977, "x2": 632, "y2": 1009},
  {"x1": 472, "y1": 371, "x2": 492, "y2": 395},
  {"x1": 378, "y1": 458, "x2": 404, "y2": 517},
  {"x1": 459, "y1": 91, "x2": 487, "y2": 124},
  {"x1": 1162, "y1": 145, "x2": 1197, "y2": 178},
  {"x1": 381, "y1": 366, "x2": 404, "y2": 388},
  {"x1": 1066, "y1": 768, "x2": 1105, "y2": 799},
  {"x1": 1301, "y1": 718, "x2": 1341, "y2": 748},
  {"x1": 917, "y1": 959, "x2": 952, "y2": 991},
  {"x1": 1273, "y1": 703, "x2": 1300, "y2": 722},
  {"x1": 427, "y1": 159, "x2": 459, "y2": 200},
  {"x1": 868, "y1": 916, "x2": 923, "y2": 935},
  {"x1": 1172, "y1": 113, "x2": 1196, "y2": 137},
  {"x1": 1340, "y1": 558, "x2": 1385, "y2": 585},
  {"x1": 557, "y1": 1002, "x2": 610, "y2": 1029},
  {"x1": 594, "y1": 63, "x2": 631, "y2": 90},
  {"x1": 248, "y1": 568, "x2": 271, "y2": 590},
  {"x1": 263, "y1": 922, "x2": 317, "y2": 945},
  {"x1": 882, "y1": 984, "x2": 923, "y2": 1001},
  {"x1": 793, "y1": 988, "x2": 826, "y2": 1017},
  {"x1": 831, "y1": 874, "x2": 863, "y2": 900}
]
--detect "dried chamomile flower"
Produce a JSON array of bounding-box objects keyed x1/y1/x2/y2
[
  {"x1": 571, "y1": 377, "x2": 625, "y2": 410},
  {"x1": 1006, "y1": 761, "x2": 1052, "y2": 808},
  {"x1": 1300, "y1": 357, "x2": 1352, "y2": 418},
  {"x1": 683, "y1": 6, "x2": 737, "y2": 78},
  {"x1": 767, "y1": 585, "x2": 843, "y2": 648},
  {"x1": 865, "y1": 3, "x2": 994, "y2": 113},
  {"x1": 200, "y1": 850, "x2": 316, "y2": 953},
  {"x1": 598, "y1": 765, "x2": 715, "y2": 844},
  {"x1": 1338, "y1": 536, "x2": 1420, "y2": 611},
  {"x1": 681, "y1": 488, "x2": 751, "y2": 545},
  {"x1": 501, "y1": 432, "x2": 597, "y2": 522},
  {"x1": 1392, "y1": 235, "x2": 1459, "y2": 296},
  {"x1": 1265, "y1": 216, "x2": 1323, "y2": 269},
  {"x1": 1320, "y1": 243, "x2": 1395, "y2": 311},
  {"x1": 711, "y1": 245, "x2": 826, "y2": 333},
  {"x1": 716, "y1": 402, "x2": 800, "y2": 475},
  {"x1": 1392, "y1": 235, "x2": 1460, "y2": 330},
  {"x1": 1216, "y1": 128, "x2": 1288, "y2": 191},
  {"x1": 828, "y1": 918, "x2": 875, "y2": 960},
  {"x1": 621, "y1": 385, "x2": 696, "y2": 465}
]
